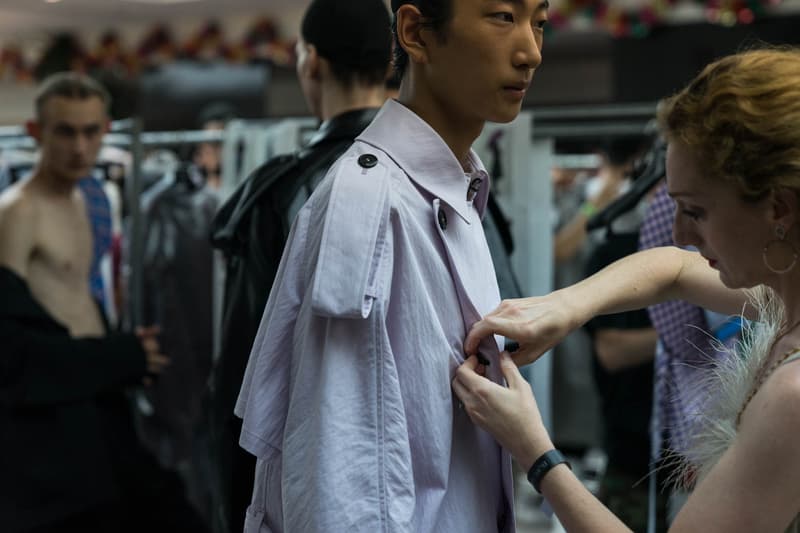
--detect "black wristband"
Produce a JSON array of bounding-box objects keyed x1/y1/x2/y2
[{"x1": 527, "y1": 449, "x2": 571, "y2": 493}]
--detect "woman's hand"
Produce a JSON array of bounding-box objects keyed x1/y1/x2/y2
[
  {"x1": 464, "y1": 291, "x2": 585, "y2": 367},
  {"x1": 452, "y1": 352, "x2": 553, "y2": 471}
]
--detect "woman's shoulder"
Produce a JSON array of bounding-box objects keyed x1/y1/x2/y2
[
  {"x1": 766, "y1": 354, "x2": 800, "y2": 407},
  {"x1": 742, "y1": 356, "x2": 800, "y2": 437}
]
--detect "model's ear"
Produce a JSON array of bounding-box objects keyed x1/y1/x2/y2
[
  {"x1": 304, "y1": 43, "x2": 322, "y2": 81},
  {"x1": 296, "y1": 40, "x2": 321, "y2": 82},
  {"x1": 395, "y1": 4, "x2": 431, "y2": 66},
  {"x1": 25, "y1": 120, "x2": 41, "y2": 143}
]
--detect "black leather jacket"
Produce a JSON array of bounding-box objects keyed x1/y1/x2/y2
[{"x1": 207, "y1": 107, "x2": 380, "y2": 533}]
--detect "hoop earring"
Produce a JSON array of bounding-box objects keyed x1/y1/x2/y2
[{"x1": 763, "y1": 225, "x2": 799, "y2": 274}]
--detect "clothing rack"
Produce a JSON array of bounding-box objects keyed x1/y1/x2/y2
[
  {"x1": 531, "y1": 102, "x2": 657, "y2": 139},
  {"x1": 122, "y1": 122, "x2": 268, "y2": 332},
  {"x1": 219, "y1": 117, "x2": 317, "y2": 200},
  {"x1": 114, "y1": 116, "x2": 315, "y2": 357},
  {"x1": 552, "y1": 154, "x2": 602, "y2": 169}
]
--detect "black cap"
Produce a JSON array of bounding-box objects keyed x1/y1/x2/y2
[{"x1": 301, "y1": 0, "x2": 392, "y2": 69}]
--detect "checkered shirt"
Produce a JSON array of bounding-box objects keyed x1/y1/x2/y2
[{"x1": 638, "y1": 182, "x2": 720, "y2": 458}]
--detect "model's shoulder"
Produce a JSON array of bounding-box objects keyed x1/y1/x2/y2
[
  {"x1": 0, "y1": 182, "x2": 42, "y2": 277},
  {"x1": 323, "y1": 146, "x2": 392, "y2": 221},
  {"x1": 766, "y1": 357, "x2": 800, "y2": 414},
  {"x1": 308, "y1": 145, "x2": 393, "y2": 320},
  {"x1": 0, "y1": 182, "x2": 40, "y2": 223},
  {"x1": 326, "y1": 143, "x2": 394, "y2": 187},
  {"x1": 307, "y1": 143, "x2": 394, "y2": 218}
]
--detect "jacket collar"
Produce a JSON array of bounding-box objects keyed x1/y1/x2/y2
[
  {"x1": 356, "y1": 99, "x2": 490, "y2": 223},
  {"x1": 306, "y1": 107, "x2": 381, "y2": 149}
]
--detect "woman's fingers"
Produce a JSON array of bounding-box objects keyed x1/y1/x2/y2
[{"x1": 498, "y1": 351, "x2": 525, "y2": 388}]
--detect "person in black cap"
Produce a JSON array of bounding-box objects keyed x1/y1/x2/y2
[
  {"x1": 231, "y1": 0, "x2": 549, "y2": 531},
  {"x1": 207, "y1": 1, "x2": 392, "y2": 532},
  {"x1": 193, "y1": 101, "x2": 238, "y2": 190}
]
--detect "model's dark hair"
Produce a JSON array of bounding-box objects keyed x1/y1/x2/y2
[
  {"x1": 35, "y1": 72, "x2": 110, "y2": 121},
  {"x1": 301, "y1": 0, "x2": 392, "y2": 89},
  {"x1": 392, "y1": 0, "x2": 453, "y2": 78}
]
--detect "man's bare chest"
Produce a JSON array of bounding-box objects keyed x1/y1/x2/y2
[{"x1": 32, "y1": 201, "x2": 93, "y2": 283}]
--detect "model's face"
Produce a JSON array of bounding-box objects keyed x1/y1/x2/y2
[
  {"x1": 424, "y1": 0, "x2": 548, "y2": 124},
  {"x1": 194, "y1": 119, "x2": 225, "y2": 186},
  {"x1": 667, "y1": 141, "x2": 772, "y2": 289},
  {"x1": 35, "y1": 96, "x2": 108, "y2": 183}
]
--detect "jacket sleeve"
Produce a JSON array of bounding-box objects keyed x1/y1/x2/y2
[
  {"x1": 0, "y1": 320, "x2": 146, "y2": 407},
  {"x1": 280, "y1": 310, "x2": 414, "y2": 533},
  {"x1": 238, "y1": 153, "x2": 415, "y2": 531},
  {"x1": 285, "y1": 158, "x2": 414, "y2": 531}
]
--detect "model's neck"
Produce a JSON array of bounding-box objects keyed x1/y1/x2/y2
[
  {"x1": 319, "y1": 83, "x2": 386, "y2": 122},
  {"x1": 397, "y1": 80, "x2": 483, "y2": 169},
  {"x1": 29, "y1": 168, "x2": 78, "y2": 198}
]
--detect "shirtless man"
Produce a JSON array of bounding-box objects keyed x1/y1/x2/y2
[
  {"x1": 2, "y1": 76, "x2": 112, "y2": 337},
  {"x1": 0, "y1": 73, "x2": 182, "y2": 533},
  {"x1": 0, "y1": 72, "x2": 165, "y2": 357}
]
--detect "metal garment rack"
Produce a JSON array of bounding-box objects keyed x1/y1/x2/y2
[
  {"x1": 119, "y1": 118, "x2": 314, "y2": 335},
  {"x1": 119, "y1": 123, "x2": 232, "y2": 330}
]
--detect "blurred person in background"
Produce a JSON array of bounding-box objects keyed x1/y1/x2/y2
[
  {"x1": 583, "y1": 205, "x2": 666, "y2": 532},
  {"x1": 0, "y1": 72, "x2": 205, "y2": 533},
  {"x1": 208, "y1": 0, "x2": 392, "y2": 531},
  {"x1": 549, "y1": 137, "x2": 648, "y2": 460},
  {"x1": 194, "y1": 101, "x2": 237, "y2": 191}
]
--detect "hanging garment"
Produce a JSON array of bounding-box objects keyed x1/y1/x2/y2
[{"x1": 137, "y1": 166, "x2": 218, "y2": 467}]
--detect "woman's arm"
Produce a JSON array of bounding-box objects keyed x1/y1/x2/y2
[
  {"x1": 453, "y1": 354, "x2": 800, "y2": 533},
  {"x1": 465, "y1": 247, "x2": 750, "y2": 366},
  {"x1": 452, "y1": 354, "x2": 633, "y2": 533}
]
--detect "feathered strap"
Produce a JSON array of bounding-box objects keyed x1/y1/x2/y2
[{"x1": 669, "y1": 286, "x2": 782, "y2": 489}]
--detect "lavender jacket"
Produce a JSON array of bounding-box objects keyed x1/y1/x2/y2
[{"x1": 235, "y1": 100, "x2": 514, "y2": 532}]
